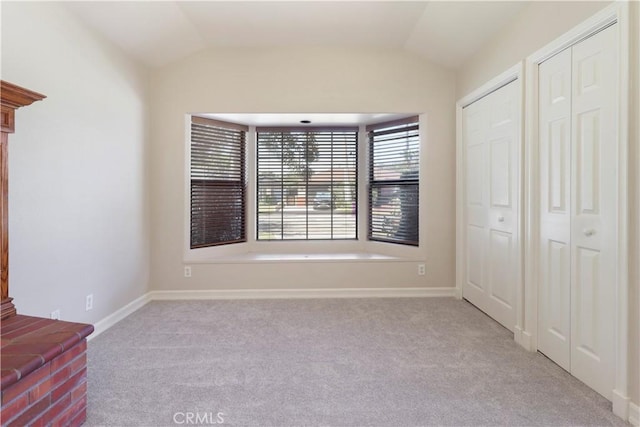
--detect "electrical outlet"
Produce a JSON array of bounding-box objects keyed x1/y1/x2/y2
[
  {"x1": 51, "y1": 309, "x2": 61, "y2": 320},
  {"x1": 86, "y1": 294, "x2": 94, "y2": 311},
  {"x1": 418, "y1": 264, "x2": 426, "y2": 276},
  {"x1": 184, "y1": 266, "x2": 192, "y2": 278}
]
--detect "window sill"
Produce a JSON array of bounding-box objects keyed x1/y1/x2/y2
[
  {"x1": 184, "y1": 240, "x2": 425, "y2": 264},
  {"x1": 186, "y1": 252, "x2": 420, "y2": 264}
]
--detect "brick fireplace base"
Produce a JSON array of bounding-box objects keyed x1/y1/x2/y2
[{"x1": 1, "y1": 315, "x2": 93, "y2": 426}]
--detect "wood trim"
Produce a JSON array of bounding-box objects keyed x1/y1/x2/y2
[
  {"x1": 0, "y1": 297, "x2": 16, "y2": 319},
  {"x1": 0, "y1": 81, "x2": 46, "y2": 111},
  {"x1": 1, "y1": 106, "x2": 15, "y2": 134},
  {"x1": 1, "y1": 136, "x2": 8, "y2": 314}
]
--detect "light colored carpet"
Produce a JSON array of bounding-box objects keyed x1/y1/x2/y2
[{"x1": 86, "y1": 298, "x2": 626, "y2": 426}]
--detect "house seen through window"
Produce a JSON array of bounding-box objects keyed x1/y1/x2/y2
[{"x1": 257, "y1": 128, "x2": 358, "y2": 240}]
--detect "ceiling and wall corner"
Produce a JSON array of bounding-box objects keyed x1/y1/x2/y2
[{"x1": 63, "y1": 1, "x2": 528, "y2": 70}]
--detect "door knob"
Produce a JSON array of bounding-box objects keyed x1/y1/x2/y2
[{"x1": 583, "y1": 228, "x2": 596, "y2": 237}]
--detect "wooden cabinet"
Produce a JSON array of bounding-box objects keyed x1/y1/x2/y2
[{"x1": 0, "y1": 81, "x2": 46, "y2": 320}]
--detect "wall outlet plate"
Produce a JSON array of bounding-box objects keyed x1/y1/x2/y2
[
  {"x1": 418, "y1": 264, "x2": 426, "y2": 276},
  {"x1": 184, "y1": 266, "x2": 192, "y2": 278},
  {"x1": 86, "y1": 294, "x2": 94, "y2": 311},
  {"x1": 51, "y1": 309, "x2": 61, "y2": 320}
]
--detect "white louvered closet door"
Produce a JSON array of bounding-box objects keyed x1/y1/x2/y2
[{"x1": 538, "y1": 24, "x2": 618, "y2": 400}]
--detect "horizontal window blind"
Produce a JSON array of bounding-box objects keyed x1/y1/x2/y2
[
  {"x1": 256, "y1": 128, "x2": 358, "y2": 240},
  {"x1": 367, "y1": 117, "x2": 419, "y2": 246},
  {"x1": 190, "y1": 116, "x2": 247, "y2": 248}
]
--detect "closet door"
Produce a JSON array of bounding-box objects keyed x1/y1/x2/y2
[
  {"x1": 462, "y1": 97, "x2": 489, "y2": 318},
  {"x1": 538, "y1": 48, "x2": 572, "y2": 371},
  {"x1": 462, "y1": 80, "x2": 519, "y2": 331},
  {"x1": 537, "y1": 24, "x2": 617, "y2": 399},
  {"x1": 569, "y1": 24, "x2": 617, "y2": 399}
]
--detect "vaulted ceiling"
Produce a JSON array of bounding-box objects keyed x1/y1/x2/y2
[{"x1": 65, "y1": 1, "x2": 528, "y2": 69}]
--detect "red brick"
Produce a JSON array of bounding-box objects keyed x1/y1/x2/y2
[
  {"x1": 7, "y1": 395, "x2": 50, "y2": 427},
  {"x1": 70, "y1": 381, "x2": 87, "y2": 402},
  {"x1": 0, "y1": 393, "x2": 28, "y2": 424},
  {"x1": 0, "y1": 369, "x2": 19, "y2": 389},
  {"x1": 0, "y1": 354, "x2": 43, "y2": 379},
  {"x1": 1, "y1": 363, "x2": 50, "y2": 405},
  {"x1": 2, "y1": 317, "x2": 93, "y2": 427},
  {"x1": 0, "y1": 315, "x2": 39, "y2": 334},
  {"x1": 68, "y1": 353, "x2": 86, "y2": 376},
  {"x1": 28, "y1": 393, "x2": 70, "y2": 427},
  {"x1": 2, "y1": 318, "x2": 52, "y2": 339},
  {"x1": 17, "y1": 332, "x2": 78, "y2": 355},
  {"x1": 1, "y1": 342, "x2": 63, "y2": 364},
  {"x1": 68, "y1": 405, "x2": 87, "y2": 427},
  {"x1": 27, "y1": 411, "x2": 49, "y2": 427},
  {"x1": 51, "y1": 395, "x2": 86, "y2": 427},
  {"x1": 51, "y1": 367, "x2": 86, "y2": 404},
  {"x1": 28, "y1": 378, "x2": 51, "y2": 404},
  {"x1": 50, "y1": 341, "x2": 86, "y2": 373},
  {"x1": 27, "y1": 413, "x2": 48, "y2": 427},
  {"x1": 51, "y1": 365, "x2": 70, "y2": 389}
]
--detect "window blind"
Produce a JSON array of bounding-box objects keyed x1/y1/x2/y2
[
  {"x1": 367, "y1": 117, "x2": 419, "y2": 246},
  {"x1": 256, "y1": 127, "x2": 358, "y2": 240},
  {"x1": 190, "y1": 116, "x2": 247, "y2": 248}
]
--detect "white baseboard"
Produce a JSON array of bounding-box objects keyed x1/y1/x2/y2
[
  {"x1": 612, "y1": 389, "x2": 631, "y2": 421},
  {"x1": 514, "y1": 327, "x2": 534, "y2": 351},
  {"x1": 148, "y1": 287, "x2": 456, "y2": 300},
  {"x1": 629, "y1": 402, "x2": 639, "y2": 426},
  {"x1": 89, "y1": 293, "x2": 151, "y2": 341}
]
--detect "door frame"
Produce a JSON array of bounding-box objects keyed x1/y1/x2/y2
[
  {"x1": 455, "y1": 63, "x2": 525, "y2": 337},
  {"x1": 524, "y1": 2, "x2": 631, "y2": 418}
]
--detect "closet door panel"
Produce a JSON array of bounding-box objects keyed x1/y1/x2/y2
[
  {"x1": 488, "y1": 229, "x2": 514, "y2": 310},
  {"x1": 490, "y1": 137, "x2": 511, "y2": 209},
  {"x1": 463, "y1": 100, "x2": 489, "y2": 312},
  {"x1": 466, "y1": 224, "x2": 485, "y2": 291},
  {"x1": 462, "y1": 80, "x2": 519, "y2": 331},
  {"x1": 538, "y1": 47, "x2": 572, "y2": 370},
  {"x1": 570, "y1": 24, "x2": 617, "y2": 399},
  {"x1": 485, "y1": 82, "x2": 518, "y2": 330}
]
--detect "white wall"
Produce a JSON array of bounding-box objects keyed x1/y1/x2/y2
[
  {"x1": 456, "y1": 1, "x2": 612, "y2": 98},
  {"x1": 0, "y1": 2, "x2": 150, "y2": 324},
  {"x1": 455, "y1": 0, "x2": 639, "y2": 411},
  {"x1": 149, "y1": 47, "x2": 456, "y2": 291}
]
